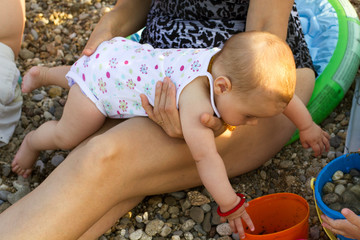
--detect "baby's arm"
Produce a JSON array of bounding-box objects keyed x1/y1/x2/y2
[
  {"x1": 283, "y1": 94, "x2": 330, "y2": 156},
  {"x1": 179, "y1": 78, "x2": 254, "y2": 236}
]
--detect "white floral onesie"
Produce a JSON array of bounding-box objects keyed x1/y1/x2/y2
[{"x1": 66, "y1": 37, "x2": 221, "y2": 118}]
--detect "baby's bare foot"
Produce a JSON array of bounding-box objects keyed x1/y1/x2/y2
[
  {"x1": 22, "y1": 66, "x2": 49, "y2": 93},
  {"x1": 11, "y1": 132, "x2": 39, "y2": 178}
]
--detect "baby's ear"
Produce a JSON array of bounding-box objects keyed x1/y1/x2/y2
[{"x1": 214, "y1": 76, "x2": 232, "y2": 95}]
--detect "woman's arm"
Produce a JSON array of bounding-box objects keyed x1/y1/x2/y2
[
  {"x1": 82, "y1": 0, "x2": 152, "y2": 56},
  {"x1": 246, "y1": 0, "x2": 294, "y2": 40}
]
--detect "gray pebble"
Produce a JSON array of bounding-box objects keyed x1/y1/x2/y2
[
  {"x1": 216, "y1": 223, "x2": 232, "y2": 236},
  {"x1": 145, "y1": 219, "x2": 164, "y2": 236},
  {"x1": 2, "y1": 165, "x2": 11, "y2": 177},
  {"x1": 332, "y1": 170, "x2": 344, "y2": 181},
  {"x1": 350, "y1": 169, "x2": 360, "y2": 177},
  {"x1": 51, "y1": 154, "x2": 65, "y2": 167},
  {"x1": 160, "y1": 225, "x2": 172, "y2": 237},
  {"x1": 0, "y1": 190, "x2": 11, "y2": 201},
  {"x1": 322, "y1": 193, "x2": 341, "y2": 205},
  {"x1": 202, "y1": 212, "x2": 211, "y2": 232},
  {"x1": 32, "y1": 93, "x2": 44, "y2": 102},
  {"x1": 170, "y1": 192, "x2": 186, "y2": 200},
  {"x1": 7, "y1": 181, "x2": 31, "y2": 204},
  {"x1": 182, "y1": 219, "x2": 196, "y2": 232},
  {"x1": 334, "y1": 184, "x2": 346, "y2": 195},
  {"x1": 189, "y1": 207, "x2": 204, "y2": 224},
  {"x1": 129, "y1": 229, "x2": 143, "y2": 240}
]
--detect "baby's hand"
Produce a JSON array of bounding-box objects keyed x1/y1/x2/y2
[
  {"x1": 218, "y1": 194, "x2": 255, "y2": 239},
  {"x1": 299, "y1": 122, "x2": 330, "y2": 156}
]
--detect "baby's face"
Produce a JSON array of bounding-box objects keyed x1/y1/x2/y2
[{"x1": 216, "y1": 88, "x2": 287, "y2": 126}]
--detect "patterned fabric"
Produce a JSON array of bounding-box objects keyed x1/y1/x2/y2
[
  {"x1": 140, "y1": 0, "x2": 316, "y2": 74},
  {"x1": 66, "y1": 37, "x2": 221, "y2": 118}
]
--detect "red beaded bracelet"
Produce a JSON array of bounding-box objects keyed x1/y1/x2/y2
[{"x1": 217, "y1": 193, "x2": 246, "y2": 217}]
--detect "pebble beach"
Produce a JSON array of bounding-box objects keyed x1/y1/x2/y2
[{"x1": 0, "y1": 1, "x2": 360, "y2": 239}]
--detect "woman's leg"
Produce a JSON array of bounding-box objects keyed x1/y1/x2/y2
[
  {"x1": 0, "y1": 0, "x2": 25, "y2": 57},
  {"x1": 0, "y1": 68, "x2": 315, "y2": 239}
]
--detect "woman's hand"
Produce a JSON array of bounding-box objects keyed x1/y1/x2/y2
[
  {"x1": 140, "y1": 77, "x2": 225, "y2": 138},
  {"x1": 321, "y1": 208, "x2": 360, "y2": 239},
  {"x1": 82, "y1": 9, "x2": 121, "y2": 56},
  {"x1": 82, "y1": 0, "x2": 151, "y2": 56}
]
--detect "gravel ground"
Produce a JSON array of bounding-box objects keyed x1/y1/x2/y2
[{"x1": 0, "y1": 1, "x2": 359, "y2": 239}]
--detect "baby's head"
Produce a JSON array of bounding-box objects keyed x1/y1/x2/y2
[{"x1": 211, "y1": 31, "x2": 296, "y2": 126}]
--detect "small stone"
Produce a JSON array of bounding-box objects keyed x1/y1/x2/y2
[
  {"x1": 51, "y1": 154, "x2": 65, "y2": 167},
  {"x1": 160, "y1": 225, "x2": 172, "y2": 237},
  {"x1": 322, "y1": 193, "x2": 341, "y2": 205},
  {"x1": 334, "y1": 184, "x2": 346, "y2": 196},
  {"x1": 2, "y1": 165, "x2": 11, "y2": 177},
  {"x1": 145, "y1": 219, "x2": 164, "y2": 236},
  {"x1": 260, "y1": 170, "x2": 266, "y2": 180},
  {"x1": 327, "y1": 151, "x2": 336, "y2": 160},
  {"x1": 329, "y1": 202, "x2": 343, "y2": 212},
  {"x1": 170, "y1": 191, "x2": 186, "y2": 200},
  {"x1": 187, "y1": 191, "x2": 210, "y2": 206},
  {"x1": 7, "y1": 180, "x2": 31, "y2": 204},
  {"x1": 349, "y1": 184, "x2": 360, "y2": 198},
  {"x1": 164, "y1": 196, "x2": 177, "y2": 206},
  {"x1": 350, "y1": 169, "x2": 360, "y2": 177},
  {"x1": 19, "y1": 48, "x2": 35, "y2": 60},
  {"x1": 181, "y1": 219, "x2": 196, "y2": 232},
  {"x1": 32, "y1": 94, "x2": 44, "y2": 102},
  {"x1": 332, "y1": 170, "x2": 344, "y2": 181},
  {"x1": 322, "y1": 182, "x2": 335, "y2": 194},
  {"x1": 330, "y1": 136, "x2": 342, "y2": 148},
  {"x1": 0, "y1": 190, "x2": 11, "y2": 201},
  {"x1": 211, "y1": 206, "x2": 221, "y2": 225},
  {"x1": 48, "y1": 86, "x2": 63, "y2": 98},
  {"x1": 129, "y1": 229, "x2": 143, "y2": 240},
  {"x1": 216, "y1": 223, "x2": 232, "y2": 236},
  {"x1": 35, "y1": 160, "x2": 45, "y2": 173},
  {"x1": 279, "y1": 160, "x2": 293, "y2": 169},
  {"x1": 184, "y1": 232, "x2": 194, "y2": 240},
  {"x1": 189, "y1": 207, "x2": 204, "y2": 223},
  {"x1": 309, "y1": 225, "x2": 320, "y2": 239},
  {"x1": 202, "y1": 212, "x2": 212, "y2": 232},
  {"x1": 201, "y1": 203, "x2": 211, "y2": 212}
]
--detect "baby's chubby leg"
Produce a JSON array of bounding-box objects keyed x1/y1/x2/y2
[
  {"x1": 12, "y1": 84, "x2": 106, "y2": 177},
  {"x1": 22, "y1": 65, "x2": 71, "y2": 93}
]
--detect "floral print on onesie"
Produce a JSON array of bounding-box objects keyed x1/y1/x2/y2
[{"x1": 66, "y1": 37, "x2": 221, "y2": 118}]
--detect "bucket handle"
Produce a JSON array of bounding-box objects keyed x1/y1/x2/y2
[{"x1": 311, "y1": 178, "x2": 337, "y2": 240}]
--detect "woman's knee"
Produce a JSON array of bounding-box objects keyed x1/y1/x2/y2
[
  {"x1": 79, "y1": 133, "x2": 127, "y2": 173},
  {"x1": 295, "y1": 68, "x2": 315, "y2": 103}
]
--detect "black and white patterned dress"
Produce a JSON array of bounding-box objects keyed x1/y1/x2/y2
[{"x1": 140, "y1": 0, "x2": 316, "y2": 73}]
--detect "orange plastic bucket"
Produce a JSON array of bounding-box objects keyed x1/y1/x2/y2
[{"x1": 243, "y1": 193, "x2": 309, "y2": 240}]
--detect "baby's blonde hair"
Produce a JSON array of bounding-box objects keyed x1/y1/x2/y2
[{"x1": 215, "y1": 31, "x2": 296, "y2": 104}]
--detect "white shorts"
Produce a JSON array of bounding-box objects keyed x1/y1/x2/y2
[{"x1": 0, "y1": 42, "x2": 22, "y2": 147}]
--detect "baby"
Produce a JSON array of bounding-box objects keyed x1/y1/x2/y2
[{"x1": 13, "y1": 31, "x2": 330, "y2": 236}]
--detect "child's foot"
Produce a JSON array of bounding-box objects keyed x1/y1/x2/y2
[
  {"x1": 11, "y1": 131, "x2": 39, "y2": 178},
  {"x1": 22, "y1": 66, "x2": 49, "y2": 93}
]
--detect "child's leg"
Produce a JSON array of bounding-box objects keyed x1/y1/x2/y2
[
  {"x1": 22, "y1": 65, "x2": 71, "y2": 93},
  {"x1": 12, "y1": 84, "x2": 106, "y2": 177}
]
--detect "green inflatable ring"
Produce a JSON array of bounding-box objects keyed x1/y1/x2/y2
[{"x1": 289, "y1": 0, "x2": 360, "y2": 143}]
